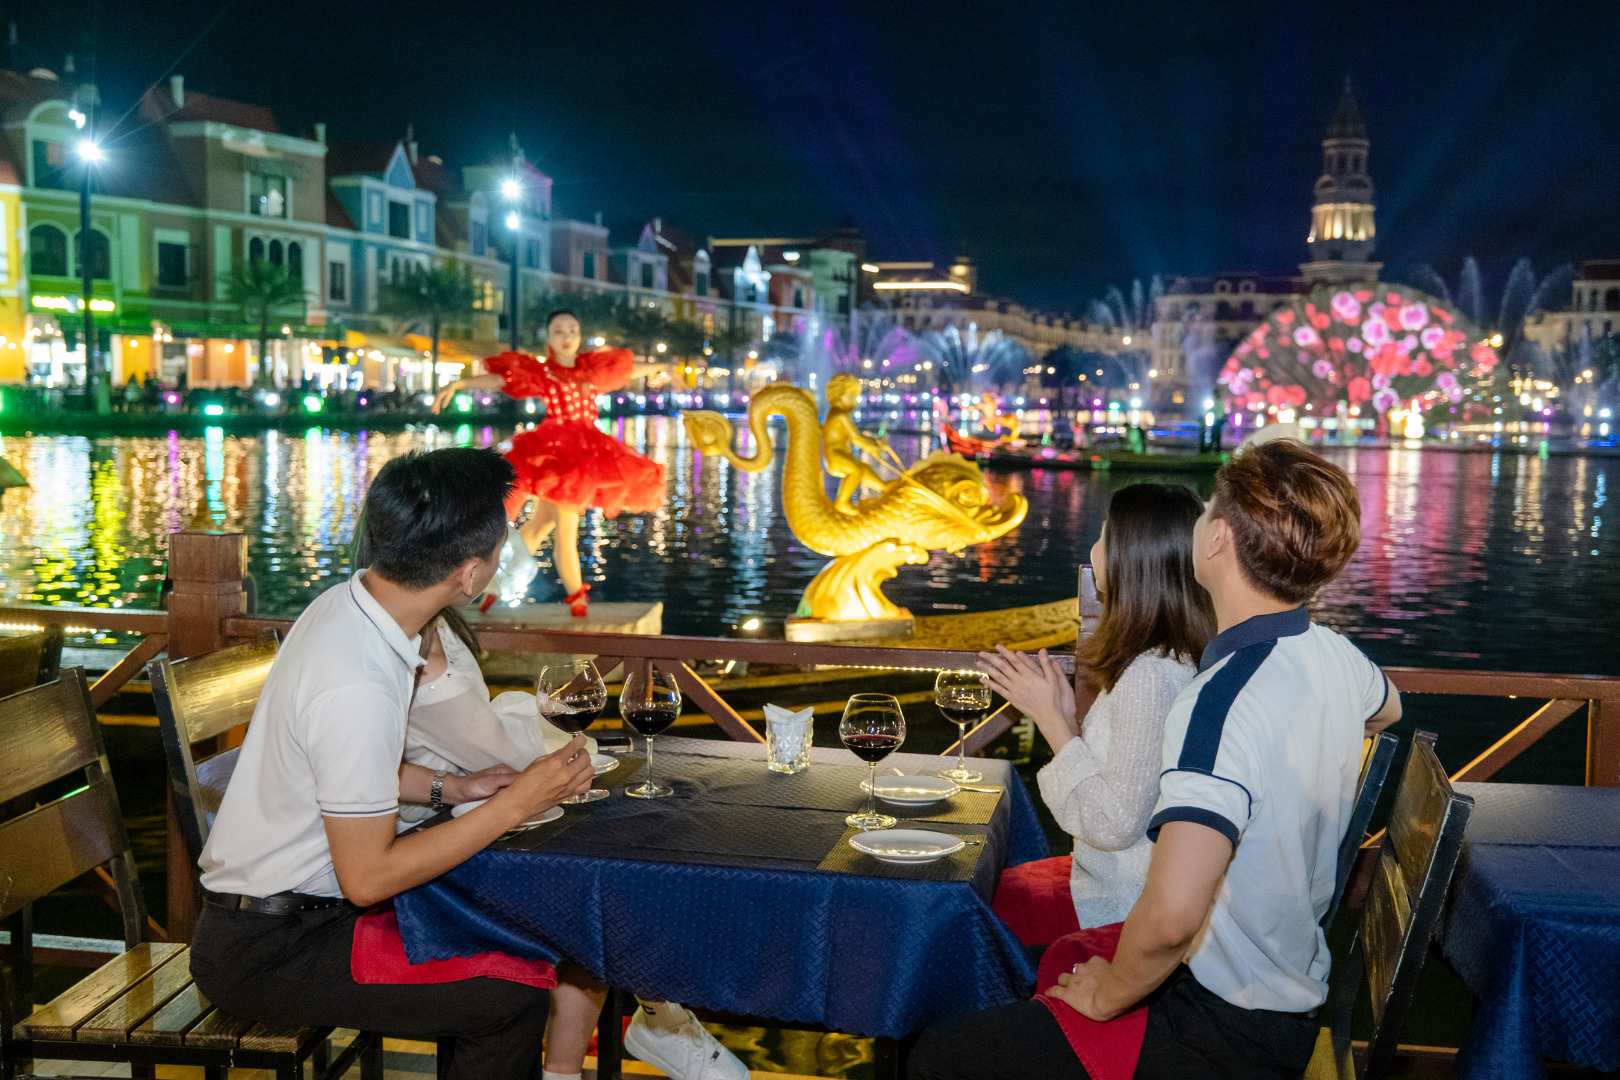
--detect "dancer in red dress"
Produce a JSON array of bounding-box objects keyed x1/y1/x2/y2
[{"x1": 433, "y1": 311, "x2": 666, "y2": 615}]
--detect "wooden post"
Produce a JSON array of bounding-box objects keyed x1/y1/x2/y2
[
  {"x1": 1588, "y1": 699, "x2": 1620, "y2": 787},
  {"x1": 166, "y1": 530, "x2": 248, "y2": 660},
  {"x1": 164, "y1": 529, "x2": 247, "y2": 940}
]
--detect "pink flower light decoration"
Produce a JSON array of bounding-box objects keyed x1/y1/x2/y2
[{"x1": 1222, "y1": 284, "x2": 1496, "y2": 416}]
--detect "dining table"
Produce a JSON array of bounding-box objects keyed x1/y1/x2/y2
[
  {"x1": 394, "y1": 735, "x2": 1051, "y2": 1052},
  {"x1": 1441, "y1": 782, "x2": 1620, "y2": 1079}
]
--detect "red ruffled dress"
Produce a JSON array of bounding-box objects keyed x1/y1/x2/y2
[{"x1": 485, "y1": 349, "x2": 666, "y2": 517}]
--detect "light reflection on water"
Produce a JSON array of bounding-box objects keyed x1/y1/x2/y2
[{"x1": 0, "y1": 425, "x2": 1613, "y2": 675}]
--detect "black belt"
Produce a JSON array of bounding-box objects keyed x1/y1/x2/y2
[{"x1": 202, "y1": 889, "x2": 352, "y2": 915}]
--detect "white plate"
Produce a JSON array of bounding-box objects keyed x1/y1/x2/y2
[
  {"x1": 451, "y1": 801, "x2": 565, "y2": 831},
  {"x1": 848, "y1": 829, "x2": 966, "y2": 864},
  {"x1": 592, "y1": 753, "x2": 620, "y2": 776},
  {"x1": 859, "y1": 775, "x2": 959, "y2": 804}
]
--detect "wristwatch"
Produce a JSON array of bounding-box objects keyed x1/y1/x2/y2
[{"x1": 430, "y1": 769, "x2": 448, "y2": 811}]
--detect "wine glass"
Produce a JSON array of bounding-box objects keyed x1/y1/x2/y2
[
  {"x1": 935, "y1": 670, "x2": 989, "y2": 783},
  {"x1": 621, "y1": 661, "x2": 681, "y2": 799},
  {"x1": 840, "y1": 694, "x2": 906, "y2": 830},
  {"x1": 538, "y1": 660, "x2": 609, "y2": 804}
]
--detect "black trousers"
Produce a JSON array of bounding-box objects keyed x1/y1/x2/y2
[
  {"x1": 190, "y1": 902, "x2": 550, "y2": 1080},
  {"x1": 907, "y1": 966, "x2": 1318, "y2": 1080}
]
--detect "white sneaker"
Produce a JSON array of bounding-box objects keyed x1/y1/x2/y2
[{"x1": 623, "y1": 1006, "x2": 750, "y2": 1080}]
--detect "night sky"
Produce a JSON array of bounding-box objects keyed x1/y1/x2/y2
[{"x1": 14, "y1": 0, "x2": 1620, "y2": 312}]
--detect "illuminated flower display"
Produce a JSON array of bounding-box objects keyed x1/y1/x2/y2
[{"x1": 1219, "y1": 285, "x2": 1499, "y2": 418}]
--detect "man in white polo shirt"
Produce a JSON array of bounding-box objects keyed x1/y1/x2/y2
[
  {"x1": 909, "y1": 439, "x2": 1401, "y2": 1080},
  {"x1": 191, "y1": 447, "x2": 595, "y2": 1080}
]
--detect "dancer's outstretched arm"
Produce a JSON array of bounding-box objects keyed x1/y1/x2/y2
[{"x1": 433, "y1": 374, "x2": 504, "y2": 413}]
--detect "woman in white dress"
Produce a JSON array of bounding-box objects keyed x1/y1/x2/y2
[
  {"x1": 977, "y1": 483, "x2": 1214, "y2": 942},
  {"x1": 407, "y1": 609, "x2": 749, "y2": 1080}
]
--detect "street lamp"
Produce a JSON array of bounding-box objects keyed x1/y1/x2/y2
[
  {"x1": 77, "y1": 133, "x2": 109, "y2": 415},
  {"x1": 501, "y1": 179, "x2": 522, "y2": 351}
]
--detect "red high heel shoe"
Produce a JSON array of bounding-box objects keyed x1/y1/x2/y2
[{"x1": 564, "y1": 583, "x2": 590, "y2": 618}]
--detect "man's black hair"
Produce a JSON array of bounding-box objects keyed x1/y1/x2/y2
[{"x1": 358, "y1": 448, "x2": 515, "y2": 590}]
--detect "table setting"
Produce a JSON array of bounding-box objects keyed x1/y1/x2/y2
[{"x1": 394, "y1": 675, "x2": 1050, "y2": 1038}]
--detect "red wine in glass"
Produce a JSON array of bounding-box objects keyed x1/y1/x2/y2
[
  {"x1": 844, "y1": 733, "x2": 902, "y2": 762},
  {"x1": 551, "y1": 706, "x2": 603, "y2": 735},
  {"x1": 622, "y1": 663, "x2": 682, "y2": 799},
  {"x1": 538, "y1": 661, "x2": 608, "y2": 803},
  {"x1": 935, "y1": 671, "x2": 989, "y2": 783},
  {"x1": 840, "y1": 694, "x2": 906, "y2": 829},
  {"x1": 938, "y1": 703, "x2": 988, "y2": 726},
  {"x1": 623, "y1": 707, "x2": 678, "y2": 737}
]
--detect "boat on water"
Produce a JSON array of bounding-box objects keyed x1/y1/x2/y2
[{"x1": 940, "y1": 423, "x2": 1225, "y2": 472}]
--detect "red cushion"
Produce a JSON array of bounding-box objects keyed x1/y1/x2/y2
[
  {"x1": 992, "y1": 856, "x2": 1080, "y2": 946},
  {"x1": 351, "y1": 907, "x2": 557, "y2": 988},
  {"x1": 1033, "y1": 922, "x2": 1149, "y2": 1080}
]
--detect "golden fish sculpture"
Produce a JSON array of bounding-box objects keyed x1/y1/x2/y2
[{"x1": 683, "y1": 377, "x2": 1027, "y2": 640}]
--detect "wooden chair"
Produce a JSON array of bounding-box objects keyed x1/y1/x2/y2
[
  {"x1": 0, "y1": 668, "x2": 377, "y2": 1080},
  {"x1": 1304, "y1": 730, "x2": 1475, "y2": 1080},
  {"x1": 1322, "y1": 732, "x2": 1400, "y2": 931},
  {"x1": 152, "y1": 634, "x2": 280, "y2": 882},
  {"x1": 154, "y1": 636, "x2": 449, "y2": 1080},
  {"x1": 0, "y1": 624, "x2": 64, "y2": 697}
]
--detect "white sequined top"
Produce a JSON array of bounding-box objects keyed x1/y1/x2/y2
[{"x1": 1035, "y1": 650, "x2": 1198, "y2": 928}]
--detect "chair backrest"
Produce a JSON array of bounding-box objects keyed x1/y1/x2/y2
[
  {"x1": 152, "y1": 635, "x2": 279, "y2": 865},
  {"x1": 0, "y1": 670, "x2": 147, "y2": 978},
  {"x1": 0, "y1": 624, "x2": 65, "y2": 697},
  {"x1": 1324, "y1": 730, "x2": 1473, "y2": 1080},
  {"x1": 1321, "y1": 731, "x2": 1400, "y2": 930}
]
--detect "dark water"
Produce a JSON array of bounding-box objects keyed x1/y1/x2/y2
[{"x1": 1, "y1": 423, "x2": 1613, "y2": 676}]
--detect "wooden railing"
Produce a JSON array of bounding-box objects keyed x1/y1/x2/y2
[{"x1": 4, "y1": 527, "x2": 1620, "y2": 947}]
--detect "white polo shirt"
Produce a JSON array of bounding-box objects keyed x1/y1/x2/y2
[
  {"x1": 1149, "y1": 606, "x2": 1387, "y2": 1014},
  {"x1": 199, "y1": 571, "x2": 424, "y2": 898}
]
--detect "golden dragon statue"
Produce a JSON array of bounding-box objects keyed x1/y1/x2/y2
[{"x1": 683, "y1": 378, "x2": 1027, "y2": 633}]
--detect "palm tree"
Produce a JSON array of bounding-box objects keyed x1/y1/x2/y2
[
  {"x1": 223, "y1": 261, "x2": 307, "y2": 387},
  {"x1": 378, "y1": 263, "x2": 477, "y2": 392}
]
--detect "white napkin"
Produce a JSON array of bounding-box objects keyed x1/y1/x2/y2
[{"x1": 763, "y1": 703, "x2": 813, "y2": 761}]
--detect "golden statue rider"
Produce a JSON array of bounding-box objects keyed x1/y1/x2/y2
[{"x1": 822, "y1": 373, "x2": 903, "y2": 513}]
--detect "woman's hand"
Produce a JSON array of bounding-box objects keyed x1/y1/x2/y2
[
  {"x1": 977, "y1": 646, "x2": 1077, "y2": 752},
  {"x1": 445, "y1": 764, "x2": 520, "y2": 804},
  {"x1": 431, "y1": 381, "x2": 463, "y2": 414},
  {"x1": 1046, "y1": 956, "x2": 1123, "y2": 1022},
  {"x1": 495, "y1": 735, "x2": 594, "y2": 818}
]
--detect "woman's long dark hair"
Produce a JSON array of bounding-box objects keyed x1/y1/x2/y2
[{"x1": 1079, "y1": 483, "x2": 1215, "y2": 694}]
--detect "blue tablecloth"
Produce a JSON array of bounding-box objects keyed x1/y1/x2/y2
[
  {"x1": 1443, "y1": 783, "x2": 1620, "y2": 1079},
  {"x1": 394, "y1": 737, "x2": 1050, "y2": 1038}
]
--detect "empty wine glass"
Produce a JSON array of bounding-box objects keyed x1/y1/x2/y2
[
  {"x1": 935, "y1": 669, "x2": 989, "y2": 783},
  {"x1": 622, "y1": 661, "x2": 680, "y2": 799},
  {"x1": 840, "y1": 694, "x2": 905, "y2": 830},
  {"x1": 538, "y1": 660, "x2": 609, "y2": 803}
]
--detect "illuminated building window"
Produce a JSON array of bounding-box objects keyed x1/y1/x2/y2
[{"x1": 250, "y1": 174, "x2": 288, "y2": 218}]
